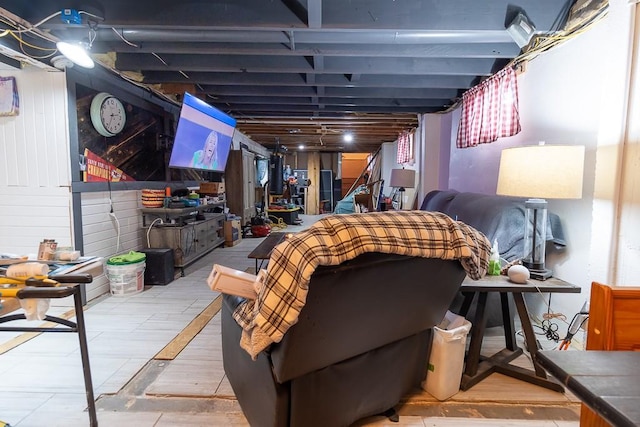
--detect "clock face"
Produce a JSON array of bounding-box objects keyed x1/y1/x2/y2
[
  {"x1": 100, "y1": 97, "x2": 126, "y2": 135},
  {"x1": 90, "y1": 92, "x2": 127, "y2": 137}
]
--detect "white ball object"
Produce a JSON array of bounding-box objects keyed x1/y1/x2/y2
[{"x1": 508, "y1": 265, "x2": 530, "y2": 284}]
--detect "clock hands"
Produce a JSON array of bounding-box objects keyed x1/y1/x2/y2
[{"x1": 102, "y1": 101, "x2": 124, "y2": 133}]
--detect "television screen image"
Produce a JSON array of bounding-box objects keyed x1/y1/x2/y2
[{"x1": 169, "y1": 92, "x2": 236, "y2": 173}]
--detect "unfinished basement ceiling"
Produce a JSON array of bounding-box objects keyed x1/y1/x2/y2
[{"x1": 0, "y1": 1, "x2": 600, "y2": 153}]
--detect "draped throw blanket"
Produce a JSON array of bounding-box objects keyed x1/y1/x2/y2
[
  {"x1": 456, "y1": 66, "x2": 521, "y2": 149},
  {"x1": 233, "y1": 210, "x2": 491, "y2": 359}
]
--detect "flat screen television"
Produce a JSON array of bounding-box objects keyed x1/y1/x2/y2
[{"x1": 168, "y1": 92, "x2": 236, "y2": 173}]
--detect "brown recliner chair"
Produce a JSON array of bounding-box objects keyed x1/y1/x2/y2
[{"x1": 222, "y1": 252, "x2": 467, "y2": 427}]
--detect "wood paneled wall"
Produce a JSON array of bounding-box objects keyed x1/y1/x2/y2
[
  {"x1": 81, "y1": 191, "x2": 144, "y2": 301},
  {"x1": 0, "y1": 69, "x2": 73, "y2": 255}
]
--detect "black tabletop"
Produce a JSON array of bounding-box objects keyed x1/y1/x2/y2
[
  {"x1": 537, "y1": 351, "x2": 640, "y2": 427},
  {"x1": 461, "y1": 274, "x2": 581, "y2": 293}
]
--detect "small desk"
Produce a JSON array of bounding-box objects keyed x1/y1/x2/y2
[
  {"x1": 247, "y1": 232, "x2": 287, "y2": 271},
  {"x1": 459, "y1": 275, "x2": 581, "y2": 392},
  {"x1": 0, "y1": 258, "x2": 103, "y2": 427},
  {"x1": 0, "y1": 281, "x2": 97, "y2": 427},
  {"x1": 537, "y1": 351, "x2": 640, "y2": 427}
]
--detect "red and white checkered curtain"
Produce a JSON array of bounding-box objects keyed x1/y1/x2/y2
[
  {"x1": 456, "y1": 67, "x2": 521, "y2": 149},
  {"x1": 396, "y1": 130, "x2": 413, "y2": 164}
]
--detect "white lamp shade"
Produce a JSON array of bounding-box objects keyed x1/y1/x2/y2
[
  {"x1": 56, "y1": 41, "x2": 95, "y2": 69},
  {"x1": 497, "y1": 145, "x2": 585, "y2": 199},
  {"x1": 389, "y1": 168, "x2": 416, "y2": 189}
]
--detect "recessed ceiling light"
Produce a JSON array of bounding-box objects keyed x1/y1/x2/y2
[
  {"x1": 298, "y1": 144, "x2": 305, "y2": 150},
  {"x1": 343, "y1": 133, "x2": 354, "y2": 143}
]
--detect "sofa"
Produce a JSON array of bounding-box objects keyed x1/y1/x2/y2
[
  {"x1": 221, "y1": 211, "x2": 490, "y2": 427},
  {"x1": 420, "y1": 189, "x2": 566, "y2": 326},
  {"x1": 420, "y1": 189, "x2": 566, "y2": 261}
]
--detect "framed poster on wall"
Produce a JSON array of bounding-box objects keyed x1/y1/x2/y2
[{"x1": 0, "y1": 76, "x2": 19, "y2": 116}]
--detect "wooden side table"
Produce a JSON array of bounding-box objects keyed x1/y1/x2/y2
[
  {"x1": 247, "y1": 231, "x2": 288, "y2": 271},
  {"x1": 459, "y1": 274, "x2": 581, "y2": 392}
]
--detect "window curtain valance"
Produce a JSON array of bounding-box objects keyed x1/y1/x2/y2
[{"x1": 456, "y1": 67, "x2": 521, "y2": 149}]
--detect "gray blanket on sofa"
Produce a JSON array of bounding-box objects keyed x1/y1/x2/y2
[{"x1": 421, "y1": 189, "x2": 565, "y2": 262}]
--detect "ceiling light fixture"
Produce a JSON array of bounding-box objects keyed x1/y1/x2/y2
[
  {"x1": 56, "y1": 14, "x2": 99, "y2": 69},
  {"x1": 298, "y1": 144, "x2": 305, "y2": 150},
  {"x1": 343, "y1": 133, "x2": 354, "y2": 143},
  {"x1": 56, "y1": 40, "x2": 94, "y2": 68}
]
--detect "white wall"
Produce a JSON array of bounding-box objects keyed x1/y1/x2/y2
[
  {"x1": 418, "y1": 113, "x2": 452, "y2": 203},
  {"x1": 436, "y1": 0, "x2": 636, "y2": 341},
  {"x1": 615, "y1": 3, "x2": 640, "y2": 286},
  {"x1": 0, "y1": 67, "x2": 74, "y2": 255}
]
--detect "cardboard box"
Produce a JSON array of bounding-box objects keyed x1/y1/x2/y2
[
  {"x1": 225, "y1": 219, "x2": 241, "y2": 243},
  {"x1": 200, "y1": 181, "x2": 225, "y2": 195}
]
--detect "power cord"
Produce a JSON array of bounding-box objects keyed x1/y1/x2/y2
[
  {"x1": 109, "y1": 207, "x2": 121, "y2": 254},
  {"x1": 146, "y1": 218, "x2": 163, "y2": 248},
  {"x1": 530, "y1": 290, "x2": 567, "y2": 344},
  {"x1": 268, "y1": 216, "x2": 288, "y2": 230},
  {"x1": 536, "y1": 319, "x2": 560, "y2": 343}
]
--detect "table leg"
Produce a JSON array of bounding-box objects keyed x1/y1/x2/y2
[
  {"x1": 459, "y1": 291, "x2": 475, "y2": 317},
  {"x1": 463, "y1": 292, "x2": 488, "y2": 377},
  {"x1": 489, "y1": 292, "x2": 564, "y2": 392},
  {"x1": 73, "y1": 286, "x2": 98, "y2": 427},
  {"x1": 501, "y1": 293, "x2": 517, "y2": 351},
  {"x1": 461, "y1": 290, "x2": 565, "y2": 392},
  {"x1": 512, "y1": 292, "x2": 549, "y2": 378}
]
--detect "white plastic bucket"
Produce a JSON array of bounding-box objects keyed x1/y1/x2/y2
[
  {"x1": 106, "y1": 261, "x2": 146, "y2": 296},
  {"x1": 422, "y1": 310, "x2": 472, "y2": 401}
]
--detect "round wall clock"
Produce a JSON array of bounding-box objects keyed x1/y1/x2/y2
[{"x1": 90, "y1": 92, "x2": 127, "y2": 137}]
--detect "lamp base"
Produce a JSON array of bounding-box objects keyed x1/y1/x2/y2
[{"x1": 529, "y1": 268, "x2": 553, "y2": 281}]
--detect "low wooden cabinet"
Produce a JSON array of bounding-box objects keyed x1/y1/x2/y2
[{"x1": 142, "y1": 207, "x2": 225, "y2": 269}]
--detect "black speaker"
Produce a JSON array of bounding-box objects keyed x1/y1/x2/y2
[
  {"x1": 269, "y1": 155, "x2": 283, "y2": 195},
  {"x1": 140, "y1": 248, "x2": 174, "y2": 285}
]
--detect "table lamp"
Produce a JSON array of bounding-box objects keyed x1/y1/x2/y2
[
  {"x1": 496, "y1": 144, "x2": 584, "y2": 280},
  {"x1": 389, "y1": 168, "x2": 416, "y2": 210}
]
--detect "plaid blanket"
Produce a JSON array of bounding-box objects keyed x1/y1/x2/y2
[{"x1": 233, "y1": 210, "x2": 491, "y2": 359}]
